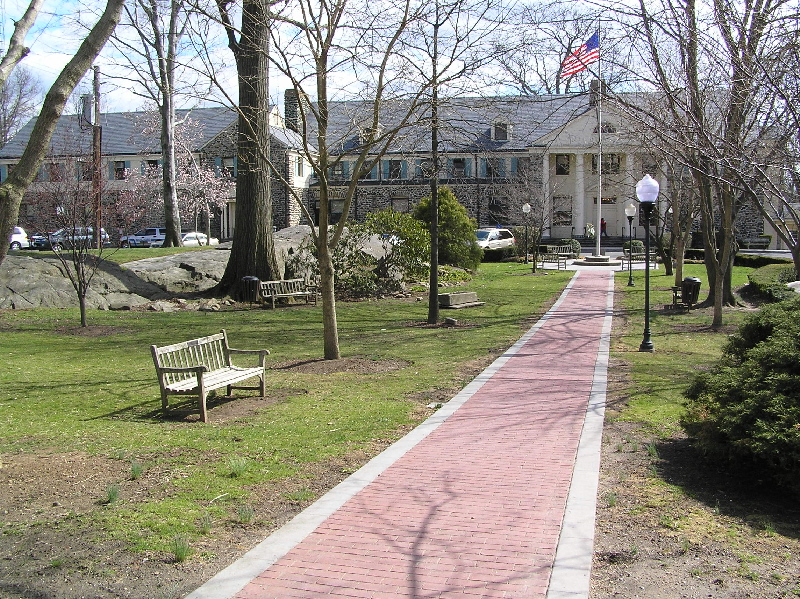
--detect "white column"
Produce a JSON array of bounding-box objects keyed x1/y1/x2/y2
[
  {"x1": 625, "y1": 153, "x2": 636, "y2": 238},
  {"x1": 575, "y1": 153, "x2": 585, "y2": 236},
  {"x1": 542, "y1": 152, "x2": 550, "y2": 238}
]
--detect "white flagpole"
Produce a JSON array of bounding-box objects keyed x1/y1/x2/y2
[{"x1": 595, "y1": 22, "x2": 603, "y2": 257}]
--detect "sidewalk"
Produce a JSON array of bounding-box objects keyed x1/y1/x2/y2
[{"x1": 187, "y1": 269, "x2": 616, "y2": 599}]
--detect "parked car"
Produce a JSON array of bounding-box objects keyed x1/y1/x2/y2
[
  {"x1": 9, "y1": 226, "x2": 29, "y2": 250},
  {"x1": 475, "y1": 228, "x2": 516, "y2": 251},
  {"x1": 180, "y1": 231, "x2": 219, "y2": 247},
  {"x1": 33, "y1": 227, "x2": 110, "y2": 251},
  {"x1": 120, "y1": 227, "x2": 166, "y2": 248}
]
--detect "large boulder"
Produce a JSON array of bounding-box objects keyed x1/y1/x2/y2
[{"x1": 0, "y1": 254, "x2": 171, "y2": 310}]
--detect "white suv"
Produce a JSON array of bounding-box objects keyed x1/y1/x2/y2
[
  {"x1": 475, "y1": 228, "x2": 516, "y2": 251},
  {"x1": 120, "y1": 227, "x2": 166, "y2": 248}
]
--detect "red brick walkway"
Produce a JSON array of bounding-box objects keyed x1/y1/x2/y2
[{"x1": 192, "y1": 270, "x2": 614, "y2": 599}]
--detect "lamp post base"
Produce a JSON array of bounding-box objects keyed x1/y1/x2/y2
[{"x1": 639, "y1": 338, "x2": 654, "y2": 352}]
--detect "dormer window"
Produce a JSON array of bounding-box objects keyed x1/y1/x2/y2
[{"x1": 493, "y1": 122, "x2": 511, "y2": 141}]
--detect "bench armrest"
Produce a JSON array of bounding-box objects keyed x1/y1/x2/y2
[{"x1": 229, "y1": 348, "x2": 270, "y2": 366}]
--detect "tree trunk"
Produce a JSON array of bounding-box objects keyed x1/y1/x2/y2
[
  {"x1": 318, "y1": 231, "x2": 340, "y2": 360},
  {"x1": 161, "y1": 96, "x2": 182, "y2": 246},
  {"x1": 0, "y1": 0, "x2": 124, "y2": 268},
  {"x1": 217, "y1": 0, "x2": 279, "y2": 296}
]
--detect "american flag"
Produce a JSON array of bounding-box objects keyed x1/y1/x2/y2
[{"x1": 561, "y1": 33, "x2": 600, "y2": 78}]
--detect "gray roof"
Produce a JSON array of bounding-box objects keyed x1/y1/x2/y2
[
  {"x1": 0, "y1": 106, "x2": 239, "y2": 159},
  {"x1": 319, "y1": 93, "x2": 593, "y2": 155}
]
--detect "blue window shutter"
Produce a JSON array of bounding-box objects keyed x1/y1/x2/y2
[
  {"x1": 342, "y1": 161, "x2": 350, "y2": 178},
  {"x1": 0, "y1": 165, "x2": 7, "y2": 182},
  {"x1": 480, "y1": 158, "x2": 487, "y2": 177},
  {"x1": 446, "y1": 158, "x2": 453, "y2": 175},
  {"x1": 214, "y1": 156, "x2": 222, "y2": 176},
  {"x1": 415, "y1": 159, "x2": 423, "y2": 177},
  {"x1": 370, "y1": 164, "x2": 378, "y2": 180},
  {"x1": 108, "y1": 162, "x2": 115, "y2": 179},
  {"x1": 511, "y1": 157, "x2": 518, "y2": 174},
  {"x1": 464, "y1": 159, "x2": 472, "y2": 177},
  {"x1": 400, "y1": 161, "x2": 408, "y2": 179},
  {"x1": 498, "y1": 158, "x2": 506, "y2": 176},
  {"x1": 382, "y1": 160, "x2": 390, "y2": 179}
]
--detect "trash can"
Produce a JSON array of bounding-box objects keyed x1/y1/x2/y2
[
  {"x1": 681, "y1": 277, "x2": 701, "y2": 308},
  {"x1": 239, "y1": 276, "x2": 260, "y2": 304}
]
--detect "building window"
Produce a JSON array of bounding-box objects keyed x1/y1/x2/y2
[
  {"x1": 451, "y1": 157, "x2": 466, "y2": 177},
  {"x1": 514, "y1": 156, "x2": 533, "y2": 177},
  {"x1": 555, "y1": 154, "x2": 570, "y2": 175},
  {"x1": 552, "y1": 195, "x2": 573, "y2": 226},
  {"x1": 493, "y1": 122, "x2": 510, "y2": 141},
  {"x1": 77, "y1": 161, "x2": 93, "y2": 181},
  {"x1": 220, "y1": 157, "x2": 235, "y2": 178},
  {"x1": 331, "y1": 162, "x2": 345, "y2": 179},
  {"x1": 391, "y1": 196, "x2": 410, "y2": 212},
  {"x1": 593, "y1": 196, "x2": 617, "y2": 205},
  {"x1": 113, "y1": 161, "x2": 128, "y2": 180},
  {"x1": 486, "y1": 157, "x2": 505, "y2": 178},
  {"x1": 388, "y1": 160, "x2": 402, "y2": 179},
  {"x1": 488, "y1": 197, "x2": 508, "y2": 224},
  {"x1": 295, "y1": 156, "x2": 304, "y2": 177},
  {"x1": 591, "y1": 154, "x2": 620, "y2": 175}
]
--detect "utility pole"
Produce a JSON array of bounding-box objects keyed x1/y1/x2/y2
[{"x1": 92, "y1": 66, "x2": 102, "y2": 249}]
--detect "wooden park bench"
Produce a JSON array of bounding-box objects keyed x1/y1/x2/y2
[
  {"x1": 619, "y1": 248, "x2": 648, "y2": 269},
  {"x1": 259, "y1": 278, "x2": 318, "y2": 309},
  {"x1": 151, "y1": 330, "x2": 269, "y2": 422},
  {"x1": 538, "y1": 245, "x2": 572, "y2": 270}
]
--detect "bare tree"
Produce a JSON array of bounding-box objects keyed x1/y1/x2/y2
[
  {"x1": 617, "y1": 0, "x2": 797, "y2": 326},
  {"x1": 0, "y1": 0, "x2": 126, "y2": 267},
  {"x1": 0, "y1": 66, "x2": 42, "y2": 147},
  {"x1": 110, "y1": 0, "x2": 209, "y2": 247},
  {"x1": 24, "y1": 131, "x2": 113, "y2": 327}
]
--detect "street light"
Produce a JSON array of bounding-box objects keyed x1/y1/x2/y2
[
  {"x1": 637, "y1": 174, "x2": 659, "y2": 352},
  {"x1": 625, "y1": 201, "x2": 637, "y2": 287},
  {"x1": 522, "y1": 203, "x2": 531, "y2": 264}
]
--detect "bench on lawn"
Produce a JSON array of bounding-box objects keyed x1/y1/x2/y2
[
  {"x1": 259, "y1": 278, "x2": 318, "y2": 309},
  {"x1": 151, "y1": 330, "x2": 269, "y2": 422},
  {"x1": 538, "y1": 245, "x2": 572, "y2": 270},
  {"x1": 619, "y1": 249, "x2": 648, "y2": 269}
]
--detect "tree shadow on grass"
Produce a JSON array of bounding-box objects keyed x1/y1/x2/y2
[{"x1": 654, "y1": 436, "x2": 800, "y2": 541}]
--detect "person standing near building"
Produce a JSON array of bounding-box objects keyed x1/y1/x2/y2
[{"x1": 600, "y1": 218, "x2": 608, "y2": 237}]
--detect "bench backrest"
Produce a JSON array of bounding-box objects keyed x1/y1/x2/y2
[
  {"x1": 546, "y1": 245, "x2": 572, "y2": 255},
  {"x1": 151, "y1": 330, "x2": 231, "y2": 386},
  {"x1": 261, "y1": 279, "x2": 307, "y2": 295}
]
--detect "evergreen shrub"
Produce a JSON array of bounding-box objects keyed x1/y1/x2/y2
[{"x1": 682, "y1": 297, "x2": 800, "y2": 494}]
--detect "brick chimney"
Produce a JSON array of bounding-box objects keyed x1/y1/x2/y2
[{"x1": 589, "y1": 79, "x2": 606, "y2": 107}]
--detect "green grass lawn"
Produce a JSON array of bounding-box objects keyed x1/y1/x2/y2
[
  {"x1": 0, "y1": 261, "x2": 573, "y2": 553},
  {"x1": 611, "y1": 263, "x2": 755, "y2": 434}
]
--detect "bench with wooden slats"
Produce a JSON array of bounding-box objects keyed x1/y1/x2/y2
[
  {"x1": 538, "y1": 246, "x2": 572, "y2": 270},
  {"x1": 259, "y1": 278, "x2": 318, "y2": 309},
  {"x1": 150, "y1": 330, "x2": 269, "y2": 422}
]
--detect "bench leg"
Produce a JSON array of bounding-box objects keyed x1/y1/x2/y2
[
  {"x1": 160, "y1": 389, "x2": 169, "y2": 413},
  {"x1": 198, "y1": 378, "x2": 208, "y2": 423},
  {"x1": 259, "y1": 371, "x2": 266, "y2": 397}
]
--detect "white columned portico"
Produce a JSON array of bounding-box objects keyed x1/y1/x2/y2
[{"x1": 575, "y1": 153, "x2": 585, "y2": 237}]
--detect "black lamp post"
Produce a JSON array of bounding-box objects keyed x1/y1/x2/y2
[
  {"x1": 637, "y1": 174, "x2": 659, "y2": 353},
  {"x1": 625, "y1": 202, "x2": 637, "y2": 287},
  {"x1": 522, "y1": 202, "x2": 531, "y2": 264}
]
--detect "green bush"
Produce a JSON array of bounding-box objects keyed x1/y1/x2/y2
[
  {"x1": 284, "y1": 212, "x2": 431, "y2": 298},
  {"x1": 623, "y1": 239, "x2": 645, "y2": 253},
  {"x1": 413, "y1": 187, "x2": 482, "y2": 270},
  {"x1": 557, "y1": 238, "x2": 581, "y2": 257},
  {"x1": 747, "y1": 263, "x2": 796, "y2": 303},
  {"x1": 682, "y1": 297, "x2": 800, "y2": 494}
]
